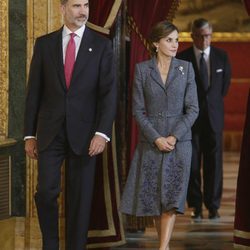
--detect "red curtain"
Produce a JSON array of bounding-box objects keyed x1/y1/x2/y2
[
  {"x1": 233, "y1": 2, "x2": 250, "y2": 247},
  {"x1": 86, "y1": 0, "x2": 125, "y2": 248},
  {"x1": 89, "y1": 0, "x2": 115, "y2": 26},
  {"x1": 243, "y1": 0, "x2": 250, "y2": 15},
  {"x1": 88, "y1": 0, "x2": 122, "y2": 34},
  {"x1": 234, "y1": 90, "x2": 250, "y2": 247},
  {"x1": 126, "y1": 0, "x2": 181, "y2": 161}
]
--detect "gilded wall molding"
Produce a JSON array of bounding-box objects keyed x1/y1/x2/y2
[
  {"x1": 0, "y1": 0, "x2": 9, "y2": 140},
  {"x1": 26, "y1": 1, "x2": 63, "y2": 248},
  {"x1": 179, "y1": 32, "x2": 250, "y2": 42}
]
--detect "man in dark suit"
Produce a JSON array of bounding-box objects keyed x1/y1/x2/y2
[
  {"x1": 177, "y1": 18, "x2": 231, "y2": 220},
  {"x1": 24, "y1": 0, "x2": 116, "y2": 249}
]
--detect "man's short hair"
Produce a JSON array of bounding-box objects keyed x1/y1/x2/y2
[
  {"x1": 191, "y1": 18, "x2": 212, "y2": 33},
  {"x1": 60, "y1": 0, "x2": 68, "y2": 5}
]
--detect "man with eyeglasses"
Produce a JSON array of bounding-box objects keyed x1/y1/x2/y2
[{"x1": 177, "y1": 18, "x2": 231, "y2": 221}]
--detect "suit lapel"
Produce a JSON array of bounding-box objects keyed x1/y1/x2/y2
[
  {"x1": 189, "y1": 48, "x2": 199, "y2": 76},
  {"x1": 69, "y1": 27, "x2": 94, "y2": 88},
  {"x1": 209, "y1": 47, "x2": 216, "y2": 87},
  {"x1": 48, "y1": 27, "x2": 67, "y2": 91}
]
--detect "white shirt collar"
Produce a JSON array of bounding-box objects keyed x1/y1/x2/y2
[
  {"x1": 193, "y1": 45, "x2": 210, "y2": 58},
  {"x1": 62, "y1": 25, "x2": 86, "y2": 38}
]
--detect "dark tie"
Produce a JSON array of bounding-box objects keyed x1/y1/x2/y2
[
  {"x1": 199, "y1": 52, "x2": 209, "y2": 91},
  {"x1": 64, "y1": 33, "x2": 76, "y2": 89}
]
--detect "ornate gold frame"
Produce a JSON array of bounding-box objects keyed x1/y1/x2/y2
[
  {"x1": 179, "y1": 32, "x2": 250, "y2": 42},
  {"x1": 0, "y1": 0, "x2": 9, "y2": 140}
]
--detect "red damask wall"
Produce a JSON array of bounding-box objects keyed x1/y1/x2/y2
[{"x1": 179, "y1": 41, "x2": 250, "y2": 151}]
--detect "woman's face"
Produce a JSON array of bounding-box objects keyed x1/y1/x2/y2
[{"x1": 154, "y1": 30, "x2": 179, "y2": 58}]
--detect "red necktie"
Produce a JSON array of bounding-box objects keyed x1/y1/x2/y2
[{"x1": 64, "y1": 33, "x2": 76, "y2": 89}]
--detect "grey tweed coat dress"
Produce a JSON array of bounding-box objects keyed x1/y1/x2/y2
[{"x1": 120, "y1": 57, "x2": 199, "y2": 216}]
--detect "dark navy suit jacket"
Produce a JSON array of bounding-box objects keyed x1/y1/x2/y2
[
  {"x1": 177, "y1": 46, "x2": 231, "y2": 133},
  {"x1": 24, "y1": 27, "x2": 117, "y2": 155}
]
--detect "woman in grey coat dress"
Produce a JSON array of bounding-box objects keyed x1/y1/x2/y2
[{"x1": 120, "y1": 21, "x2": 199, "y2": 250}]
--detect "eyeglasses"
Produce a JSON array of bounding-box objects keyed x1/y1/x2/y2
[{"x1": 193, "y1": 34, "x2": 212, "y2": 39}]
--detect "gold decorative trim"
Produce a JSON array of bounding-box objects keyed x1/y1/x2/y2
[
  {"x1": 87, "y1": 0, "x2": 123, "y2": 35},
  {"x1": 234, "y1": 243, "x2": 250, "y2": 249},
  {"x1": 179, "y1": 32, "x2": 250, "y2": 42},
  {"x1": 87, "y1": 21, "x2": 110, "y2": 35},
  {"x1": 235, "y1": 230, "x2": 250, "y2": 239},
  {"x1": 0, "y1": 138, "x2": 17, "y2": 148},
  {"x1": 111, "y1": 123, "x2": 125, "y2": 243},
  {"x1": 166, "y1": 0, "x2": 181, "y2": 22},
  {"x1": 104, "y1": 0, "x2": 122, "y2": 28},
  {"x1": 88, "y1": 147, "x2": 115, "y2": 237},
  {"x1": 0, "y1": 0, "x2": 9, "y2": 140},
  {"x1": 231, "y1": 78, "x2": 250, "y2": 83},
  {"x1": 127, "y1": 14, "x2": 150, "y2": 52},
  {"x1": 87, "y1": 123, "x2": 125, "y2": 247}
]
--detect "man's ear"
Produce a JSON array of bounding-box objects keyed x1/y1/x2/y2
[{"x1": 60, "y1": 4, "x2": 65, "y2": 16}]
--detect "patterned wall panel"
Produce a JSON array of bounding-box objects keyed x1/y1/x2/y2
[{"x1": 0, "y1": 0, "x2": 9, "y2": 140}]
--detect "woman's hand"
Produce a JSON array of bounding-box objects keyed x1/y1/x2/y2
[{"x1": 155, "y1": 136, "x2": 177, "y2": 152}]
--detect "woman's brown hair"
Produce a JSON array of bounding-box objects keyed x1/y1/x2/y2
[{"x1": 148, "y1": 21, "x2": 179, "y2": 57}]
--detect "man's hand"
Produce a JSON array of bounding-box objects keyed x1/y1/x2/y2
[
  {"x1": 89, "y1": 135, "x2": 107, "y2": 157},
  {"x1": 25, "y1": 138, "x2": 38, "y2": 159},
  {"x1": 155, "y1": 135, "x2": 177, "y2": 152}
]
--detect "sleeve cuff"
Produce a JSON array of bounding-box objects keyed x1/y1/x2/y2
[
  {"x1": 24, "y1": 136, "x2": 36, "y2": 141},
  {"x1": 95, "y1": 132, "x2": 110, "y2": 142}
]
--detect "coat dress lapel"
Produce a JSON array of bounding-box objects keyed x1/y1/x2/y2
[
  {"x1": 149, "y1": 57, "x2": 180, "y2": 93},
  {"x1": 165, "y1": 57, "x2": 180, "y2": 91},
  {"x1": 149, "y1": 57, "x2": 165, "y2": 90}
]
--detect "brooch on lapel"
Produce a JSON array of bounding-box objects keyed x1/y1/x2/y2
[
  {"x1": 88, "y1": 48, "x2": 92, "y2": 52},
  {"x1": 178, "y1": 66, "x2": 184, "y2": 75}
]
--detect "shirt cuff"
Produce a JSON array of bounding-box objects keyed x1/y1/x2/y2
[
  {"x1": 95, "y1": 132, "x2": 110, "y2": 142},
  {"x1": 24, "y1": 136, "x2": 36, "y2": 141}
]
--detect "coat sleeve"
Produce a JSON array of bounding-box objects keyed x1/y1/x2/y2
[
  {"x1": 132, "y1": 64, "x2": 161, "y2": 144},
  {"x1": 170, "y1": 62, "x2": 199, "y2": 140},
  {"x1": 95, "y1": 39, "x2": 117, "y2": 139},
  {"x1": 221, "y1": 52, "x2": 231, "y2": 97},
  {"x1": 24, "y1": 38, "x2": 43, "y2": 137}
]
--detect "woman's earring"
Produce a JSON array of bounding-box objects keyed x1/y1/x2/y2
[{"x1": 156, "y1": 46, "x2": 159, "y2": 52}]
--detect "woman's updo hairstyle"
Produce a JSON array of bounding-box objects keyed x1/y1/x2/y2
[{"x1": 148, "y1": 21, "x2": 179, "y2": 57}]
